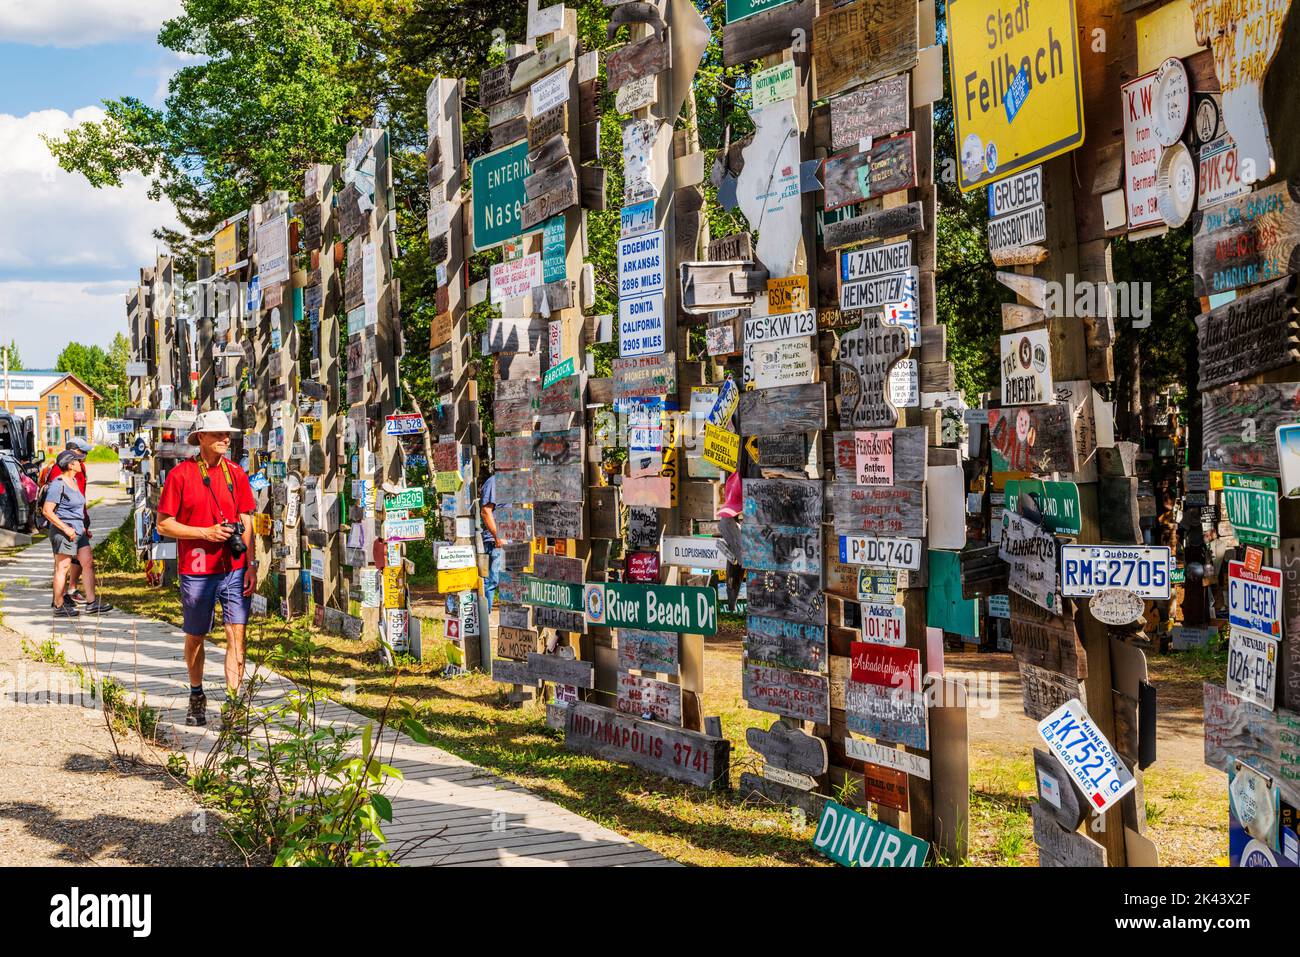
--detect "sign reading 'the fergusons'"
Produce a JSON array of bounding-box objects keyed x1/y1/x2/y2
[{"x1": 947, "y1": 0, "x2": 1085, "y2": 192}]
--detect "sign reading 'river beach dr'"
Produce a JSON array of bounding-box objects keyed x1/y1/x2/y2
[{"x1": 584, "y1": 581, "x2": 718, "y2": 634}]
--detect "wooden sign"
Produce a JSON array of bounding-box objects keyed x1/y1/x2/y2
[
  {"x1": 822, "y1": 134, "x2": 917, "y2": 210},
  {"x1": 521, "y1": 177, "x2": 579, "y2": 230},
  {"x1": 528, "y1": 102, "x2": 568, "y2": 151},
  {"x1": 844, "y1": 644, "x2": 927, "y2": 748},
  {"x1": 829, "y1": 73, "x2": 910, "y2": 150},
  {"x1": 617, "y1": 627, "x2": 680, "y2": 675},
  {"x1": 829, "y1": 484, "x2": 925, "y2": 537},
  {"x1": 742, "y1": 478, "x2": 823, "y2": 526},
  {"x1": 744, "y1": 663, "x2": 831, "y2": 724},
  {"x1": 723, "y1": 0, "x2": 816, "y2": 67},
  {"x1": 737, "y1": 98, "x2": 804, "y2": 276},
  {"x1": 479, "y1": 62, "x2": 515, "y2": 107},
  {"x1": 492, "y1": 658, "x2": 538, "y2": 686},
  {"x1": 1192, "y1": 182, "x2": 1300, "y2": 296},
  {"x1": 1034, "y1": 747, "x2": 1088, "y2": 831},
  {"x1": 486, "y1": 316, "x2": 547, "y2": 354},
  {"x1": 744, "y1": 570, "x2": 827, "y2": 623},
  {"x1": 613, "y1": 352, "x2": 677, "y2": 401},
  {"x1": 741, "y1": 523, "x2": 822, "y2": 574},
  {"x1": 757, "y1": 432, "x2": 807, "y2": 469},
  {"x1": 812, "y1": 0, "x2": 918, "y2": 99},
  {"x1": 989, "y1": 405, "x2": 1077, "y2": 474},
  {"x1": 622, "y1": 475, "x2": 673, "y2": 507},
  {"x1": 533, "y1": 500, "x2": 585, "y2": 539},
  {"x1": 679, "y1": 260, "x2": 764, "y2": 313},
  {"x1": 531, "y1": 428, "x2": 582, "y2": 466},
  {"x1": 534, "y1": 605, "x2": 587, "y2": 633},
  {"x1": 494, "y1": 505, "x2": 535, "y2": 543},
  {"x1": 524, "y1": 155, "x2": 576, "y2": 203},
  {"x1": 1196, "y1": 276, "x2": 1298, "y2": 390},
  {"x1": 528, "y1": 652, "x2": 595, "y2": 689},
  {"x1": 605, "y1": 33, "x2": 671, "y2": 91},
  {"x1": 1000, "y1": 329, "x2": 1053, "y2": 405},
  {"x1": 1019, "y1": 661, "x2": 1081, "y2": 721},
  {"x1": 497, "y1": 626, "x2": 540, "y2": 660},
  {"x1": 1009, "y1": 594, "x2": 1085, "y2": 678},
  {"x1": 565, "y1": 702, "x2": 729, "y2": 789},
  {"x1": 707, "y1": 231, "x2": 753, "y2": 261},
  {"x1": 838, "y1": 317, "x2": 909, "y2": 429},
  {"x1": 1203, "y1": 682, "x2": 1300, "y2": 806},
  {"x1": 510, "y1": 35, "x2": 574, "y2": 91},
  {"x1": 488, "y1": 90, "x2": 528, "y2": 127},
  {"x1": 737, "y1": 382, "x2": 827, "y2": 436},
  {"x1": 1203, "y1": 382, "x2": 1300, "y2": 475},
  {"x1": 845, "y1": 737, "x2": 930, "y2": 780},
  {"x1": 863, "y1": 763, "x2": 909, "y2": 811},
  {"x1": 746, "y1": 614, "x2": 827, "y2": 672},
  {"x1": 615, "y1": 74, "x2": 657, "y2": 114},
  {"x1": 833, "y1": 428, "x2": 926, "y2": 485},
  {"x1": 533, "y1": 552, "x2": 584, "y2": 584},
  {"x1": 746, "y1": 721, "x2": 829, "y2": 776},
  {"x1": 822, "y1": 201, "x2": 924, "y2": 251},
  {"x1": 1030, "y1": 802, "x2": 1105, "y2": 867},
  {"x1": 616, "y1": 671, "x2": 683, "y2": 725},
  {"x1": 1000, "y1": 512, "x2": 1062, "y2": 614}
]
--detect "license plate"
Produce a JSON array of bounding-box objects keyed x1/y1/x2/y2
[
  {"x1": 1038, "y1": 698, "x2": 1136, "y2": 815},
  {"x1": 1058, "y1": 545, "x2": 1171, "y2": 599},
  {"x1": 838, "y1": 536, "x2": 922, "y2": 570}
]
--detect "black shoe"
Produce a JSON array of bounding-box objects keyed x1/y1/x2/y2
[
  {"x1": 54, "y1": 603, "x2": 80, "y2": 618},
  {"x1": 185, "y1": 693, "x2": 207, "y2": 727},
  {"x1": 67, "y1": 590, "x2": 89, "y2": 606},
  {"x1": 82, "y1": 598, "x2": 114, "y2": 614}
]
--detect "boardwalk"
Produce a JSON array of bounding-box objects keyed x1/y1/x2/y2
[{"x1": 0, "y1": 466, "x2": 671, "y2": 867}]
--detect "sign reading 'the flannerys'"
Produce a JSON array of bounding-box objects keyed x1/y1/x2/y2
[
  {"x1": 812, "y1": 799, "x2": 929, "y2": 867},
  {"x1": 584, "y1": 581, "x2": 718, "y2": 634}
]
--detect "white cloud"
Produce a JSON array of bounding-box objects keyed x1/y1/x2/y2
[
  {"x1": 0, "y1": 0, "x2": 181, "y2": 47},
  {"x1": 0, "y1": 107, "x2": 180, "y2": 365},
  {"x1": 0, "y1": 280, "x2": 136, "y2": 367}
]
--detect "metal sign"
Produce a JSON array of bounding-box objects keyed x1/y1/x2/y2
[
  {"x1": 987, "y1": 165, "x2": 1042, "y2": 217},
  {"x1": 947, "y1": 0, "x2": 1084, "y2": 192},
  {"x1": 471, "y1": 140, "x2": 537, "y2": 252},
  {"x1": 838, "y1": 535, "x2": 923, "y2": 570},
  {"x1": 1223, "y1": 472, "x2": 1280, "y2": 547},
  {"x1": 1059, "y1": 545, "x2": 1172, "y2": 600},
  {"x1": 1228, "y1": 560, "x2": 1283, "y2": 639},
  {"x1": 616, "y1": 229, "x2": 666, "y2": 299},
  {"x1": 1228, "y1": 628, "x2": 1279, "y2": 709},
  {"x1": 1038, "y1": 698, "x2": 1136, "y2": 815},
  {"x1": 583, "y1": 581, "x2": 718, "y2": 634}
]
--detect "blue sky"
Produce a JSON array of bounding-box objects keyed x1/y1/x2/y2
[{"x1": 0, "y1": 0, "x2": 183, "y2": 368}]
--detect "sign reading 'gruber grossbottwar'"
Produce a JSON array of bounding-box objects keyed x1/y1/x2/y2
[{"x1": 584, "y1": 581, "x2": 718, "y2": 634}]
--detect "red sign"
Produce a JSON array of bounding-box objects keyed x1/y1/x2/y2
[
  {"x1": 850, "y1": 643, "x2": 921, "y2": 693},
  {"x1": 626, "y1": 551, "x2": 661, "y2": 584},
  {"x1": 862, "y1": 762, "x2": 909, "y2": 811},
  {"x1": 1245, "y1": 546, "x2": 1263, "y2": 575}
]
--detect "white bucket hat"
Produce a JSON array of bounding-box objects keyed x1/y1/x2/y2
[{"x1": 186, "y1": 409, "x2": 236, "y2": 445}]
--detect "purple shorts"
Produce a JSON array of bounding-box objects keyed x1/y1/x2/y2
[{"x1": 180, "y1": 569, "x2": 249, "y2": 635}]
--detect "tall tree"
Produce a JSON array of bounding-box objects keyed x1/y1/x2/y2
[{"x1": 0, "y1": 339, "x2": 21, "y2": 372}]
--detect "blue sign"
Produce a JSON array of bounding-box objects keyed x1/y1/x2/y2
[
  {"x1": 620, "y1": 200, "x2": 656, "y2": 238},
  {"x1": 1003, "y1": 66, "x2": 1030, "y2": 124}
]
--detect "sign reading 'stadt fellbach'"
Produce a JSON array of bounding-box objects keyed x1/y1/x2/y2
[{"x1": 946, "y1": 0, "x2": 1084, "y2": 192}]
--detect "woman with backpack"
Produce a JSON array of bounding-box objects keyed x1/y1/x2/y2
[{"x1": 42, "y1": 448, "x2": 112, "y2": 617}]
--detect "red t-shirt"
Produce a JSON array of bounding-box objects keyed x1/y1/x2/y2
[{"x1": 158, "y1": 458, "x2": 256, "y2": 576}]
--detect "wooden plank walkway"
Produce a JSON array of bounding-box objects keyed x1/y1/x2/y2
[{"x1": 0, "y1": 467, "x2": 671, "y2": 867}]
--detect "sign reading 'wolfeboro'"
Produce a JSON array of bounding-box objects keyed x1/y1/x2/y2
[
  {"x1": 947, "y1": 0, "x2": 1084, "y2": 192},
  {"x1": 584, "y1": 581, "x2": 718, "y2": 634}
]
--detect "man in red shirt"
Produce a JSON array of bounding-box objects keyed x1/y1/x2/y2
[{"x1": 157, "y1": 411, "x2": 257, "y2": 727}]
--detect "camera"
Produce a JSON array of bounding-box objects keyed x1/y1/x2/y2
[{"x1": 223, "y1": 522, "x2": 247, "y2": 558}]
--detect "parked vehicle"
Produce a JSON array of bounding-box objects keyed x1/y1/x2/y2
[{"x1": 0, "y1": 411, "x2": 43, "y2": 532}]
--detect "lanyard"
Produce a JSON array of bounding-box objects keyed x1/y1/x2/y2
[{"x1": 198, "y1": 458, "x2": 236, "y2": 524}]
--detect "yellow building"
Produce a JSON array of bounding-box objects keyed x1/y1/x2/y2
[{"x1": 1, "y1": 370, "x2": 103, "y2": 455}]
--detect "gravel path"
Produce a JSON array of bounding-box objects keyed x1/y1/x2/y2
[{"x1": 0, "y1": 623, "x2": 244, "y2": 866}]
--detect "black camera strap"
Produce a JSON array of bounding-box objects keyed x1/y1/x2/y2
[{"x1": 197, "y1": 458, "x2": 237, "y2": 525}]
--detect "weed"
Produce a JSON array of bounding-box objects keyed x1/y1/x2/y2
[
  {"x1": 1146, "y1": 801, "x2": 1167, "y2": 826},
  {"x1": 995, "y1": 828, "x2": 1026, "y2": 864},
  {"x1": 92, "y1": 512, "x2": 142, "y2": 573}
]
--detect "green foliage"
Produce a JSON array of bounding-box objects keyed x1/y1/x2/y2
[
  {"x1": 93, "y1": 512, "x2": 143, "y2": 573},
  {"x1": 0, "y1": 339, "x2": 21, "y2": 371},
  {"x1": 189, "y1": 627, "x2": 432, "y2": 866}
]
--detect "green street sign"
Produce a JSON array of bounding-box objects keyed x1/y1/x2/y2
[
  {"x1": 470, "y1": 140, "x2": 537, "y2": 252},
  {"x1": 522, "y1": 577, "x2": 585, "y2": 612},
  {"x1": 543, "y1": 357, "x2": 576, "y2": 389},
  {"x1": 726, "y1": 0, "x2": 793, "y2": 23},
  {"x1": 583, "y1": 581, "x2": 718, "y2": 634},
  {"x1": 812, "y1": 800, "x2": 929, "y2": 867},
  {"x1": 1223, "y1": 473, "x2": 1279, "y2": 547},
  {"x1": 383, "y1": 487, "x2": 425, "y2": 511},
  {"x1": 1005, "y1": 479, "x2": 1081, "y2": 535}
]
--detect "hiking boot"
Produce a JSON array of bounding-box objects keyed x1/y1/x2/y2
[
  {"x1": 185, "y1": 693, "x2": 207, "y2": 727},
  {"x1": 82, "y1": 598, "x2": 114, "y2": 614},
  {"x1": 53, "y1": 603, "x2": 80, "y2": 618}
]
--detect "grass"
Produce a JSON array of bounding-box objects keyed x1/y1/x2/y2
[
  {"x1": 86, "y1": 446, "x2": 121, "y2": 463},
  {"x1": 20, "y1": 635, "x2": 162, "y2": 740}
]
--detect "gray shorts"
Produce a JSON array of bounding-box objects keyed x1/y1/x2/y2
[{"x1": 50, "y1": 528, "x2": 90, "y2": 557}]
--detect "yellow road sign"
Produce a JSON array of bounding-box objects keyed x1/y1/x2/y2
[{"x1": 947, "y1": 0, "x2": 1085, "y2": 192}]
